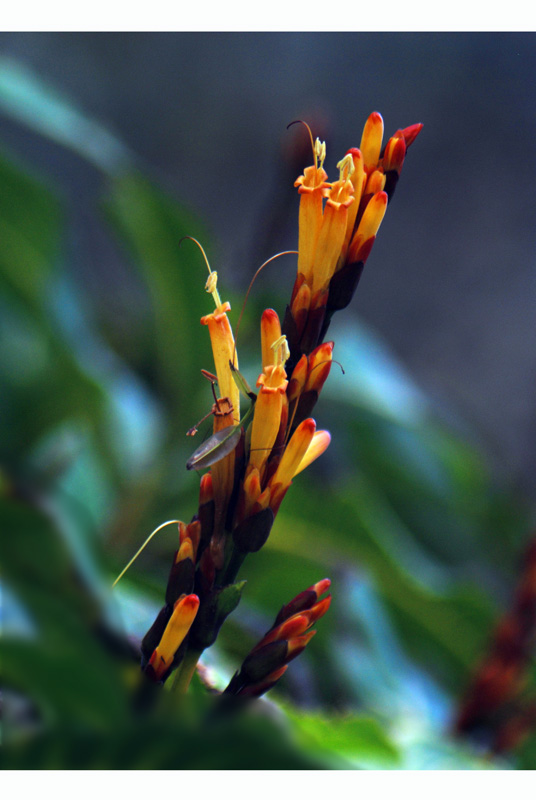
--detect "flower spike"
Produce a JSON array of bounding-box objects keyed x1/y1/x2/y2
[{"x1": 135, "y1": 111, "x2": 421, "y2": 697}]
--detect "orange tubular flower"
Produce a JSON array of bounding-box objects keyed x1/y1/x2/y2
[
  {"x1": 147, "y1": 594, "x2": 200, "y2": 681},
  {"x1": 310, "y1": 154, "x2": 355, "y2": 297},
  {"x1": 346, "y1": 190, "x2": 388, "y2": 265},
  {"x1": 200, "y1": 271, "x2": 241, "y2": 552},
  {"x1": 260, "y1": 308, "x2": 282, "y2": 371},
  {"x1": 200, "y1": 271, "x2": 240, "y2": 425},
  {"x1": 248, "y1": 366, "x2": 288, "y2": 475},
  {"x1": 266, "y1": 417, "x2": 331, "y2": 515},
  {"x1": 248, "y1": 312, "x2": 289, "y2": 477},
  {"x1": 294, "y1": 138, "x2": 329, "y2": 285},
  {"x1": 269, "y1": 417, "x2": 316, "y2": 489}
]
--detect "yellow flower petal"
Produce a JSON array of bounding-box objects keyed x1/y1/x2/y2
[{"x1": 293, "y1": 430, "x2": 331, "y2": 477}]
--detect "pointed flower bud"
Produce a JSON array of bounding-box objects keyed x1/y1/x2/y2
[
  {"x1": 293, "y1": 429, "x2": 331, "y2": 477},
  {"x1": 286, "y1": 630, "x2": 316, "y2": 661},
  {"x1": 199, "y1": 471, "x2": 214, "y2": 505},
  {"x1": 341, "y1": 147, "x2": 365, "y2": 260},
  {"x1": 268, "y1": 418, "x2": 316, "y2": 512},
  {"x1": 147, "y1": 594, "x2": 200, "y2": 681},
  {"x1": 198, "y1": 473, "x2": 215, "y2": 550},
  {"x1": 178, "y1": 519, "x2": 201, "y2": 562},
  {"x1": 304, "y1": 341, "x2": 333, "y2": 395},
  {"x1": 360, "y1": 111, "x2": 384, "y2": 172},
  {"x1": 238, "y1": 465, "x2": 262, "y2": 523},
  {"x1": 365, "y1": 168, "x2": 387, "y2": 195},
  {"x1": 260, "y1": 308, "x2": 282, "y2": 371},
  {"x1": 176, "y1": 537, "x2": 193, "y2": 565},
  {"x1": 248, "y1": 318, "x2": 289, "y2": 477},
  {"x1": 398, "y1": 122, "x2": 423, "y2": 148},
  {"x1": 347, "y1": 191, "x2": 388, "y2": 265},
  {"x1": 274, "y1": 578, "x2": 331, "y2": 625},
  {"x1": 287, "y1": 354, "x2": 308, "y2": 405},
  {"x1": 382, "y1": 135, "x2": 407, "y2": 175},
  {"x1": 289, "y1": 280, "x2": 311, "y2": 339}
]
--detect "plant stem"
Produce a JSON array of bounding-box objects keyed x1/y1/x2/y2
[{"x1": 172, "y1": 648, "x2": 201, "y2": 694}]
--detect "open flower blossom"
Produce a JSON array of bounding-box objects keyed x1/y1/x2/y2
[
  {"x1": 283, "y1": 112, "x2": 422, "y2": 364},
  {"x1": 137, "y1": 112, "x2": 421, "y2": 696}
]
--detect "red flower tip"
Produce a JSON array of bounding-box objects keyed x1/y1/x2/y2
[
  {"x1": 369, "y1": 111, "x2": 383, "y2": 124},
  {"x1": 383, "y1": 136, "x2": 407, "y2": 174},
  {"x1": 312, "y1": 578, "x2": 331, "y2": 597},
  {"x1": 262, "y1": 308, "x2": 280, "y2": 324},
  {"x1": 306, "y1": 594, "x2": 332, "y2": 624},
  {"x1": 287, "y1": 630, "x2": 317, "y2": 660},
  {"x1": 199, "y1": 472, "x2": 214, "y2": 505},
  {"x1": 300, "y1": 417, "x2": 317, "y2": 436},
  {"x1": 399, "y1": 122, "x2": 423, "y2": 148},
  {"x1": 351, "y1": 235, "x2": 376, "y2": 265},
  {"x1": 180, "y1": 594, "x2": 201, "y2": 612}
]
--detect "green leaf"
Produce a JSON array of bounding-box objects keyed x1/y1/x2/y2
[
  {"x1": 0, "y1": 58, "x2": 131, "y2": 174},
  {"x1": 283, "y1": 706, "x2": 400, "y2": 768},
  {"x1": 0, "y1": 149, "x2": 61, "y2": 312},
  {"x1": 217, "y1": 580, "x2": 247, "y2": 619}
]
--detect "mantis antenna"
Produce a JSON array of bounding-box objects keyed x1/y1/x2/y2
[{"x1": 112, "y1": 520, "x2": 181, "y2": 588}]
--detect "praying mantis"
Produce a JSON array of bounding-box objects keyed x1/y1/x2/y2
[{"x1": 186, "y1": 363, "x2": 257, "y2": 472}]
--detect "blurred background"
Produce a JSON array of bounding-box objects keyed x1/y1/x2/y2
[{"x1": 1, "y1": 32, "x2": 536, "y2": 769}]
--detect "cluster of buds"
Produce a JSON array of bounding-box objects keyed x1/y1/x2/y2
[
  {"x1": 456, "y1": 536, "x2": 536, "y2": 754},
  {"x1": 138, "y1": 112, "x2": 421, "y2": 696},
  {"x1": 224, "y1": 579, "x2": 331, "y2": 697}
]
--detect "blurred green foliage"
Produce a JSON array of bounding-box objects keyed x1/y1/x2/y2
[{"x1": 0, "y1": 63, "x2": 534, "y2": 769}]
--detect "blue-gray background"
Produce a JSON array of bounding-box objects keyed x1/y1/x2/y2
[{"x1": 1, "y1": 31, "x2": 534, "y2": 494}]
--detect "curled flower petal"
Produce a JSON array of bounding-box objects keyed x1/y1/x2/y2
[
  {"x1": 269, "y1": 418, "x2": 316, "y2": 490},
  {"x1": 293, "y1": 429, "x2": 331, "y2": 477}
]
